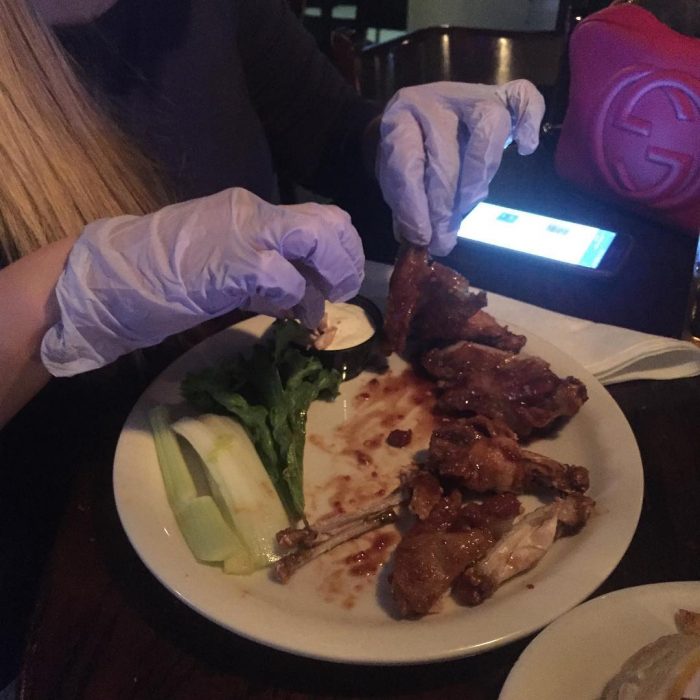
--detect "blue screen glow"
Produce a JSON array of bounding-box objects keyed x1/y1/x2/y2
[{"x1": 458, "y1": 203, "x2": 617, "y2": 269}]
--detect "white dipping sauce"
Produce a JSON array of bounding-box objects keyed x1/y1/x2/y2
[{"x1": 319, "y1": 301, "x2": 375, "y2": 351}]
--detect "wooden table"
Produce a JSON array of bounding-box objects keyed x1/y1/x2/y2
[{"x1": 11, "y1": 363, "x2": 700, "y2": 700}]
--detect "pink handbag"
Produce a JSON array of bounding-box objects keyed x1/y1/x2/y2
[{"x1": 555, "y1": 5, "x2": 700, "y2": 234}]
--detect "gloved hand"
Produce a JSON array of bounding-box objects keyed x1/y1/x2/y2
[
  {"x1": 377, "y1": 80, "x2": 546, "y2": 256},
  {"x1": 41, "y1": 188, "x2": 364, "y2": 377}
]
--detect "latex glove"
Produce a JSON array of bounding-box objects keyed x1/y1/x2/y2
[
  {"x1": 41, "y1": 188, "x2": 364, "y2": 377},
  {"x1": 377, "y1": 80, "x2": 546, "y2": 256}
]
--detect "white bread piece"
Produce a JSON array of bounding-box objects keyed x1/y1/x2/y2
[{"x1": 600, "y1": 633, "x2": 700, "y2": 700}]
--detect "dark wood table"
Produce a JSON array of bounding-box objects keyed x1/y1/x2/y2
[
  {"x1": 11, "y1": 359, "x2": 700, "y2": 700},
  {"x1": 6, "y1": 126, "x2": 700, "y2": 700}
]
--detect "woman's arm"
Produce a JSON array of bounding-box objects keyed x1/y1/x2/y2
[{"x1": 0, "y1": 237, "x2": 75, "y2": 428}]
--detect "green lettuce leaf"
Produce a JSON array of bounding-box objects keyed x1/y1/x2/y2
[{"x1": 181, "y1": 319, "x2": 341, "y2": 519}]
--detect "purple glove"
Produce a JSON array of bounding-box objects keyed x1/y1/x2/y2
[
  {"x1": 41, "y1": 188, "x2": 364, "y2": 377},
  {"x1": 377, "y1": 80, "x2": 546, "y2": 256}
]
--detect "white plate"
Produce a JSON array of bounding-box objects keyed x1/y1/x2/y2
[
  {"x1": 500, "y1": 581, "x2": 700, "y2": 699},
  {"x1": 113, "y1": 315, "x2": 644, "y2": 665}
]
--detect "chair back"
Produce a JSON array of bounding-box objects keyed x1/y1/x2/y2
[{"x1": 355, "y1": 25, "x2": 569, "y2": 120}]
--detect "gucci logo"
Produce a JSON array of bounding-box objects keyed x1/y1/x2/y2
[{"x1": 594, "y1": 65, "x2": 700, "y2": 209}]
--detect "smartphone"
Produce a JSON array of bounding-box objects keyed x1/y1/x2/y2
[{"x1": 456, "y1": 203, "x2": 631, "y2": 276}]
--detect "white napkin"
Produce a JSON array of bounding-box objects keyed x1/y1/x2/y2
[{"x1": 361, "y1": 261, "x2": 700, "y2": 385}]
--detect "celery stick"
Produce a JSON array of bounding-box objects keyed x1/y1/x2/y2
[
  {"x1": 149, "y1": 406, "x2": 240, "y2": 564},
  {"x1": 149, "y1": 405, "x2": 197, "y2": 509},
  {"x1": 223, "y1": 547, "x2": 257, "y2": 575},
  {"x1": 171, "y1": 413, "x2": 290, "y2": 568},
  {"x1": 176, "y1": 496, "x2": 245, "y2": 563}
]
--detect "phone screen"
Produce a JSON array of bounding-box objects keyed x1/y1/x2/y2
[{"x1": 457, "y1": 203, "x2": 618, "y2": 269}]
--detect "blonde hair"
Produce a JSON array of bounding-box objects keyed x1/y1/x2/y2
[{"x1": 0, "y1": 0, "x2": 170, "y2": 263}]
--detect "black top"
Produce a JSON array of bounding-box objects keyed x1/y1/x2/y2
[{"x1": 55, "y1": 0, "x2": 381, "y2": 203}]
